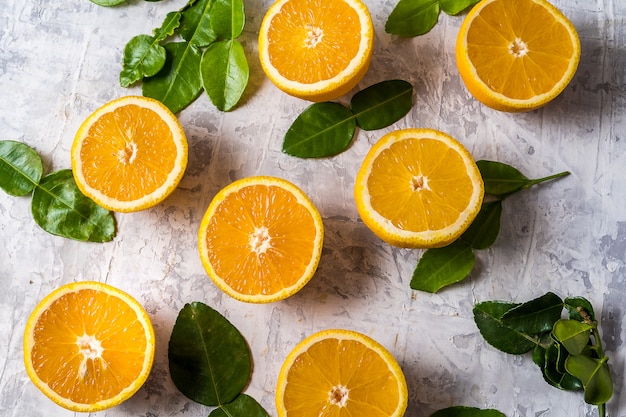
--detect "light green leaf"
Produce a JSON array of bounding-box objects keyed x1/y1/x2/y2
[
  {"x1": 31, "y1": 170, "x2": 116, "y2": 242},
  {"x1": 180, "y1": 0, "x2": 218, "y2": 47},
  {"x1": 350, "y1": 80, "x2": 413, "y2": 131},
  {"x1": 89, "y1": 0, "x2": 126, "y2": 6},
  {"x1": 473, "y1": 301, "x2": 537, "y2": 354},
  {"x1": 411, "y1": 240, "x2": 475, "y2": 293},
  {"x1": 431, "y1": 406, "x2": 506, "y2": 417},
  {"x1": 553, "y1": 319, "x2": 592, "y2": 356},
  {"x1": 500, "y1": 292, "x2": 563, "y2": 336},
  {"x1": 564, "y1": 296, "x2": 596, "y2": 322},
  {"x1": 461, "y1": 200, "x2": 502, "y2": 250},
  {"x1": 153, "y1": 11, "x2": 183, "y2": 42},
  {"x1": 566, "y1": 355, "x2": 614, "y2": 405},
  {"x1": 0, "y1": 140, "x2": 43, "y2": 196},
  {"x1": 209, "y1": 394, "x2": 270, "y2": 417},
  {"x1": 210, "y1": 0, "x2": 245, "y2": 39},
  {"x1": 201, "y1": 39, "x2": 249, "y2": 111},
  {"x1": 385, "y1": 0, "x2": 440, "y2": 37},
  {"x1": 120, "y1": 35, "x2": 167, "y2": 88}
]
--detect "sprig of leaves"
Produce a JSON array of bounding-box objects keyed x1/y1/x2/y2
[
  {"x1": 168, "y1": 302, "x2": 270, "y2": 417},
  {"x1": 474, "y1": 293, "x2": 613, "y2": 417},
  {"x1": 120, "y1": 0, "x2": 249, "y2": 113},
  {"x1": 411, "y1": 161, "x2": 570, "y2": 293},
  {"x1": 283, "y1": 80, "x2": 413, "y2": 158},
  {"x1": 385, "y1": 0, "x2": 480, "y2": 37},
  {"x1": 0, "y1": 140, "x2": 116, "y2": 242}
]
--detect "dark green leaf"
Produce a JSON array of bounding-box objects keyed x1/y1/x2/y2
[
  {"x1": 153, "y1": 11, "x2": 183, "y2": 42},
  {"x1": 501, "y1": 292, "x2": 563, "y2": 336},
  {"x1": 210, "y1": 0, "x2": 245, "y2": 39},
  {"x1": 201, "y1": 39, "x2": 249, "y2": 111},
  {"x1": 564, "y1": 296, "x2": 596, "y2": 322},
  {"x1": 31, "y1": 170, "x2": 115, "y2": 242},
  {"x1": 0, "y1": 140, "x2": 43, "y2": 196},
  {"x1": 461, "y1": 200, "x2": 502, "y2": 249},
  {"x1": 476, "y1": 160, "x2": 530, "y2": 197},
  {"x1": 120, "y1": 35, "x2": 167, "y2": 88},
  {"x1": 209, "y1": 394, "x2": 270, "y2": 417},
  {"x1": 143, "y1": 42, "x2": 203, "y2": 114},
  {"x1": 350, "y1": 80, "x2": 413, "y2": 131},
  {"x1": 180, "y1": 0, "x2": 218, "y2": 47},
  {"x1": 439, "y1": 0, "x2": 480, "y2": 15},
  {"x1": 410, "y1": 240, "x2": 475, "y2": 293},
  {"x1": 283, "y1": 102, "x2": 356, "y2": 158},
  {"x1": 533, "y1": 344, "x2": 546, "y2": 369},
  {"x1": 385, "y1": 0, "x2": 440, "y2": 37},
  {"x1": 543, "y1": 342, "x2": 583, "y2": 391},
  {"x1": 553, "y1": 319, "x2": 592, "y2": 356},
  {"x1": 168, "y1": 302, "x2": 251, "y2": 406},
  {"x1": 566, "y1": 355, "x2": 613, "y2": 405},
  {"x1": 431, "y1": 406, "x2": 506, "y2": 417},
  {"x1": 473, "y1": 301, "x2": 537, "y2": 354}
]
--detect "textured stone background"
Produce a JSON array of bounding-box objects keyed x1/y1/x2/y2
[{"x1": 0, "y1": 0, "x2": 624, "y2": 416}]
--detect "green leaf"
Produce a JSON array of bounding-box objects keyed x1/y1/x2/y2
[
  {"x1": 209, "y1": 394, "x2": 270, "y2": 417},
  {"x1": 476, "y1": 160, "x2": 530, "y2": 197},
  {"x1": 0, "y1": 140, "x2": 43, "y2": 196},
  {"x1": 180, "y1": 0, "x2": 218, "y2": 48},
  {"x1": 553, "y1": 319, "x2": 592, "y2": 356},
  {"x1": 350, "y1": 80, "x2": 413, "y2": 131},
  {"x1": 31, "y1": 170, "x2": 116, "y2": 242},
  {"x1": 283, "y1": 102, "x2": 356, "y2": 158},
  {"x1": 564, "y1": 296, "x2": 596, "y2": 322},
  {"x1": 168, "y1": 302, "x2": 251, "y2": 406},
  {"x1": 89, "y1": 0, "x2": 126, "y2": 6},
  {"x1": 439, "y1": 0, "x2": 480, "y2": 15},
  {"x1": 500, "y1": 292, "x2": 563, "y2": 336},
  {"x1": 430, "y1": 406, "x2": 506, "y2": 417},
  {"x1": 143, "y1": 41, "x2": 203, "y2": 114},
  {"x1": 566, "y1": 355, "x2": 614, "y2": 405},
  {"x1": 461, "y1": 200, "x2": 502, "y2": 250},
  {"x1": 201, "y1": 39, "x2": 249, "y2": 111},
  {"x1": 543, "y1": 342, "x2": 583, "y2": 391},
  {"x1": 153, "y1": 11, "x2": 183, "y2": 42},
  {"x1": 410, "y1": 240, "x2": 475, "y2": 293},
  {"x1": 120, "y1": 35, "x2": 167, "y2": 88},
  {"x1": 473, "y1": 301, "x2": 537, "y2": 354},
  {"x1": 385, "y1": 0, "x2": 440, "y2": 37},
  {"x1": 210, "y1": 0, "x2": 245, "y2": 39}
]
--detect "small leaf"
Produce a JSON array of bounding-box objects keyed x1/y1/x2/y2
[
  {"x1": 439, "y1": 0, "x2": 480, "y2": 15},
  {"x1": 385, "y1": 0, "x2": 440, "y2": 37},
  {"x1": 153, "y1": 11, "x2": 183, "y2": 42},
  {"x1": 410, "y1": 240, "x2": 475, "y2": 293},
  {"x1": 476, "y1": 160, "x2": 530, "y2": 197},
  {"x1": 180, "y1": 0, "x2": 218, "y2": 48},
  {"x1": 430, "y1": 406, "x2": 506, "y2": 417},
  {"x1": 89, "y1": 0, "x2": 126, "y2": 6},
  {"x1": 552, "y1": 319, "x2": 592, "y2": 356},
  {"x1": 473, "y1": 301, "x2": 537, "y2": 354},
  {"x1": 120, "y1": 35, "x2": 167, "y2": 88},
  {"x1": 501, "y1": 292, "x2": 563, "y2": 336},
  {"x1": 566, "y1": 355, "x2": 614, "y2": 405},
  {"x1": 283, "y1": 102, "x2": 356, "y2": 158},
  {"x1": 168, "y1": 302, "x2": 251, "y2": 406},
  {"x1": 543, "y1": 342, "x2": 583, "y2": 391},
  {"x1": 0, "y1": 140, "x2": 43, "y2": 196},
  {"x1": 209, "y1": 394, "x2": 270, "y2": 417},
  {"x1": 461, "y1": 200, "x2": 502, "y2": 250},
  {"x1": 31, "y1": 170, "x2": 116, "y2": 242},
  {"x1": 564, "y1": 296, "x2": 596, "y2": 322},
  {"x1": 350, "y1": 80, "x2": 413, "y2": 131},
  {"x1": 210, "y1": 0, "x2": 245, "y2": 39},
  {"x1": 201, "y1": 39, "x2": 249, "y2": 111}
]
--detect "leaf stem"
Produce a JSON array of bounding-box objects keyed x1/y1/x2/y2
[{"x1": 523, "y1": 171, "x2": 571, "y2": 190}]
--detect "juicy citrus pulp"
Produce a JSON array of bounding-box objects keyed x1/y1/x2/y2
[
  {"x1": 354, "y1": 128, "x2": 484, "y2": 249},
  {"x1": 23, "y1": 281, "x2": 155, "y2": 412},
  {"x1": 71, "y1": 95, "x2": 188, "y2": 212},
  {"x1": 276, "y1": 329, "x2": 408, "y2": 417},
  {"x1": 258, "y1": 0, "x2": 374, "y2": 102},
  {"x1": 456, "y1": 0, "x2": 581, "y2": 112},
  {"x1": 198, "y1": 176, "x2": 324, "y2": 303}
]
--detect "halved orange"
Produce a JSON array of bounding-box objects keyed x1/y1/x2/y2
[
  {"x1": 354, "y1": 128, "x2": 484, "y2": 249},
  {"x1": 456, "y1": 0, "x2": 581, "y2": 112},
  {"x1": 276, "y1": 329, "x2": 408, "y2": 417},
  {"x1": 23, "y1": 281, "x2": 155, "y2": 412},
  {"x1": 198, "y1": 176, "x2": 324, "y2": 303},
  {"x1": 71, "y1": 96, "x2": 188, "y2": 212},
  {"x1": 258, "y1": 0, "x2": 374, "y2": 102}
]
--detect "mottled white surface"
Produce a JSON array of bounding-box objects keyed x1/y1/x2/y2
[{"x1": 1, "y1": 0, "x2": 625, "y2": 416}]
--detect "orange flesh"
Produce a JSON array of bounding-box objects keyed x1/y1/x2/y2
[
  {"x1": 283, "y1": 338, "x2": 400, "y2": 416},
  {"x1": 466, "y1": 0, "x2": 575, "y2": 99},
  {"x1": 204, "y1": 184, "x2": 318, "y2": 295},
  {"x1": 29, "y1": 289, "x2": 148, "y2": 404},
  {"x1": 367, "y1": 139, "x2": 473, "y2": 232},
  {"x1": 79, "y1": 104, "x2": 177, "y2": 201},
  {"x1": 266, "y1": 0, "x2": 361, "y2": 83}
]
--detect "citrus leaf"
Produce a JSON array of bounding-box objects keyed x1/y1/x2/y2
[
  {"x1": 201, "y1": 39, "x2": 249, "y2": 111},
  {"x1": 564, "y1": 296, "x2": 596, "y2": 322},
  {"x1": 431, "y1": 406, "x2": 506, "y2": 417},
  {"x1": 543, "y1": 341, "x2": 583, "y2": 391},
  {"x1": 180, "y1": 0, "x2": 218, "y2": 48},
  {"x1": 385, "y1": 0, "x2": 440, "y2": 37},
  {"x1": 168, "y1": 302, "x2": 251, "y2": 406},
  {"x1": 439, "y1": 0, "x2": 480, "y2": 15},
  {"x1": 473, "y1": 301, "x2": 537, "y2": 354},
  {"x1": 210, "y1": 0, "x2": 245, "y2": 39},
  {"x1": 89, "y1": 0, "x2": 126, "y2": 6},
  {"x1": 553, "y1": 319, "x2": 592, "y2": 356},
  {"x1": 283, "y1": 102, "x2": 356, "y2": 158},
  {"x1": 209, "y1": 394, "x2": 270, "y2": 417},
  {"x1": 350, "y1": 80, "x2": 413, "y2": 131},
  {"x1": 153, "y1": 11, "x2": 183, "y2": 42},
  {"x1": 0, "y1": 140, "x2": 43, "y2": 196},
  {"x1": 565, "y1": 355, "x2": 613, "y2": 405},
  {"x1": 143, "y1": 41, "x2": 203, "y2": 114},
  {"x1": 411, "y1": 239, "x2": 475, "y2": 293},
  {"x1": 31, "y1": 170, "x2": 116, "y2": 242},
  {"x1": 120, "y1": 35, "x2": 167, "y2": 88},
  {"x1": 500, "y1": 292, "x2": 563, "y2": 336},
  {"x1": 476, "y1": 160, "x2": 530, "y2": 197},
  {"x1": 461, "y1": 200, "x2": 502, "y2": 249}
]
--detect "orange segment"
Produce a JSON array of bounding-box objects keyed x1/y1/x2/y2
[
  {"x1": 258, "y1": 0, "x2": 374, "y2": 102},
  {"x1": 71, "y1": 96, "x2": 188, "y2": 212},
  {"x1": 276, "y1": 329, "x2": 408, "y2": 417},
  {"x1": 198, "y1": 176, "x2": 324, "y2": 303},
  {"x1": 354, "y1": 128, "x2": 484, "y2": 249},
  {"x1": 23, "y1": 281, "x2": 155, "y2": 412},
  {"x1": 456, "y1": 0, "x2": 580, "y2": 112}
]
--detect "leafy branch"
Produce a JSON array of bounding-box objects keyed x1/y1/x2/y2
[{"x1": 385, "y1": 0, "x2": 480, "y2": 37}]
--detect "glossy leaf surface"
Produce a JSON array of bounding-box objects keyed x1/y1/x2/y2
[
  {"x1": 431, "y1": 406, "x2": 506, "y2": 417},
  {"x1": 553, "y1": 319, "x2": 592, "y2": 356},
  {"x1": 209, "y1": 394, "x2": 270, "y2": 417},
  {"x1": 385, "y1": 0, "x2": 440, "y2": 37},
  {"x1": 473, "y1": 301, "x2": 537, "y2": 354},
  {"x1": 0, "y1": 140, "x2": 43, "y2": 196},
  {"x1": 461, "y1": 200, "x2": 502, "y2": 250},
  {"x1": 350, "y1": 80, "x2": 413, "y2": 131},
  {"x1": 439, "y1": 0, "x2": 480, "y2": 15},
  {"x1": 120, "y1": 34, "x2": 167, "y2": 87},
  {"x1": 500, "y1": 292, "x2": 563, "y2": 335},
  {"x1": 477, "y1": 160, "x2": 531, "y2": 197},
  {"x1": 411, "y1": 240, "x2": 475, "y2": 293},
  {"x1": 543, "y1": 342, "x2": 583, "y2": 390},
  {"x1": 210, "y1": 0, "x2": 245, "y2": 39},
  {"x1": 566, "y1": 355, "x2": 614, "y2": 405},
  {"x1": 201, "y1": 39, "x2": 249, "y2": 111},
  {"x1": 180, "y1": 0, "x2": 218, "y2": 47}
]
